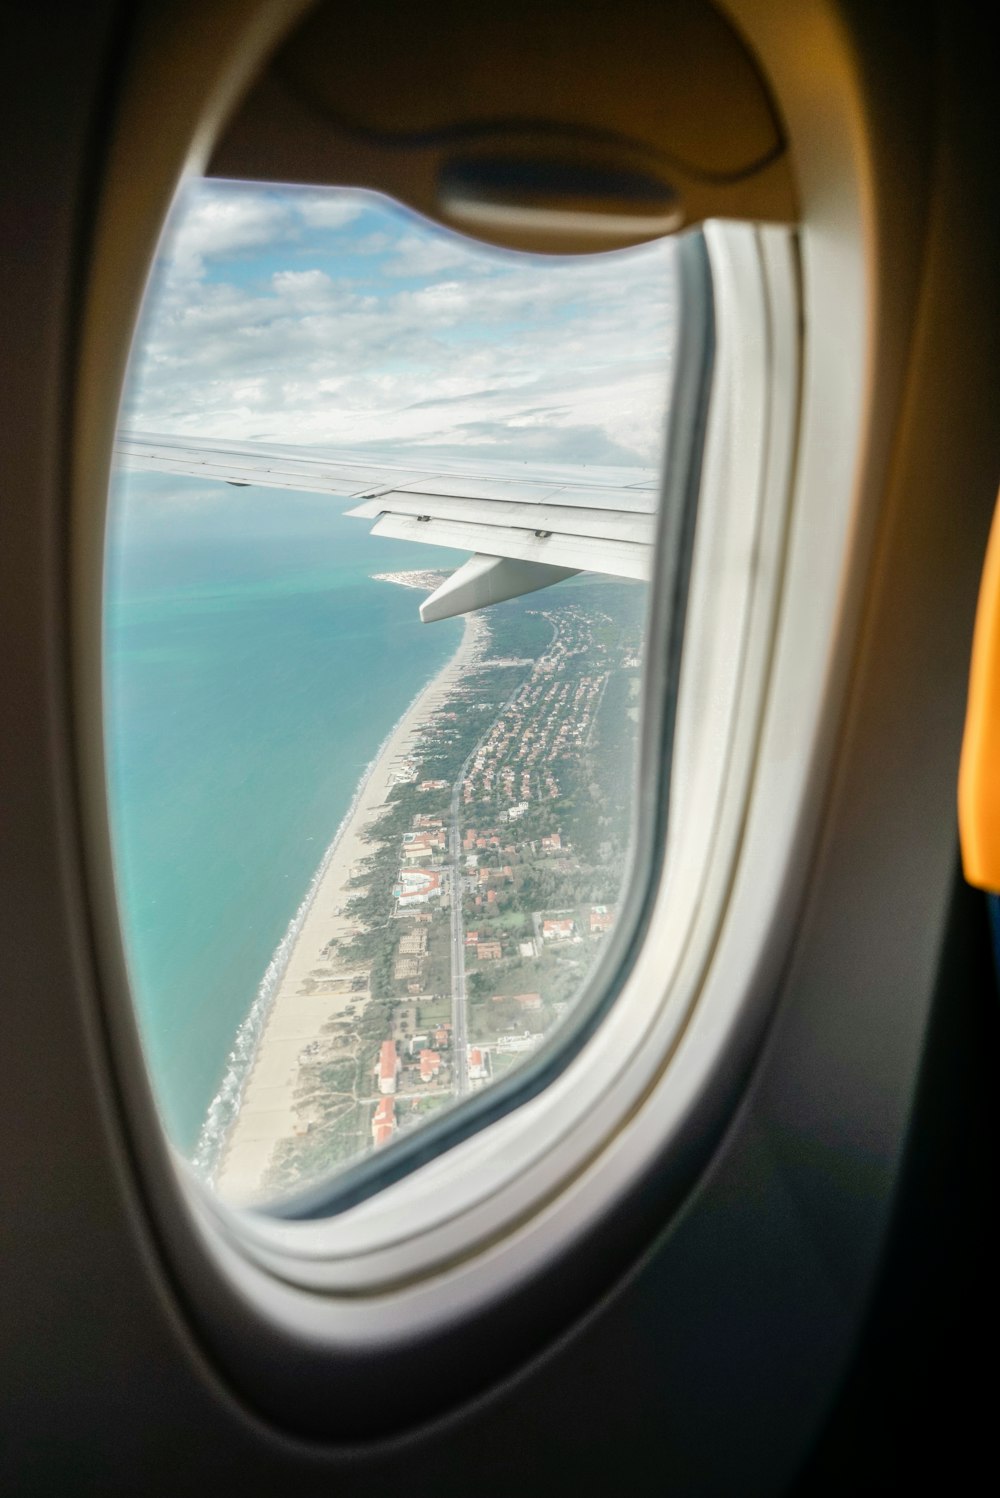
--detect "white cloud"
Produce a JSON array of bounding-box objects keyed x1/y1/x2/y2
[
  {"x1": 125, "y1": 182, "x2": 678, "y2": 468},
  {"x1": 159, "y1": 187, "x2": 293, "y2": 281},
  {"x1": 294, "y1": 193, "x2": 365, "y2": 230},
  {"x1": 383, "y1": 232, "x2": 480, "y2": 278},
  {"x1": 268, "y1": 268, "x2": 338, "y2": 313},
  {"x1": 271, "y1": 268, "x2": 331, "y2": 293}
]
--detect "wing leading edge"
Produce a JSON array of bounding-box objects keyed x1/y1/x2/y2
[{"x1": 115, "y1": 434, "x2": 658, "y2": 620}]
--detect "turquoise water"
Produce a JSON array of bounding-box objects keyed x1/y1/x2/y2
[{"x1": 104, "y1": 479, "x2": 462, "y2": 1157}]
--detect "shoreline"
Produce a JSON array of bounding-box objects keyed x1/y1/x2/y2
[{"x1": 210, "y1": 605, "x2": 485, "y2": 1204}]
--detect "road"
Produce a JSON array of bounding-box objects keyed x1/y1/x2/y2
[
  {"x1": 446, "y1": 667, "x2": 540, "y2": 1099},
  {"x1": 447, "y1": 788, "x2": 470, "y2": 1096}
]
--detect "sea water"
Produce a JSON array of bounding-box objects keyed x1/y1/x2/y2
[{"x1": 104, "y1": 477, "x2": 462, "y2": 1157}]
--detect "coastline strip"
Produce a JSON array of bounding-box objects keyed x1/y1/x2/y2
[{"x1": 208, "y1": 606, "x2": 484, "y2": 1204}]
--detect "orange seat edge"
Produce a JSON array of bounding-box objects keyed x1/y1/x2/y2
[{"x1": 959, "y1": 490, "x2": 1000, "y2": 892}]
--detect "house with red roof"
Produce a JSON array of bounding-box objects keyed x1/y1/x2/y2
[
  {"x1": 419, "y1": 1049, "x2": 441, "y2": 1083},
  {"x1": 542, "y1": 917, "x2": 575, "y2": 942},
  {"x1": 371, "y1": 1095, "x2": 396, "y2": 1147},
  {"x1": 377, "y1": 1039, "x2": 399, "y2": 1095}
]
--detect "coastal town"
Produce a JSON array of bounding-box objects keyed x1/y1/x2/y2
[{"x1": 213, "y1": 576, "x2": 645, "y2": 1203}]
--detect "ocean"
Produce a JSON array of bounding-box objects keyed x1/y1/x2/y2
[{"x1": 104, "y1": 478, "x2": 463, "y2": 1156}]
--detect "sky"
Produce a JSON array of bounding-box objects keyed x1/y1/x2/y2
[{"x1": 120, "y1": 178, "x2": 678, "y2": 473}]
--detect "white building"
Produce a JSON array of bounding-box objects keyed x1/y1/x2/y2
[
  {"x1": 377, "y1": 1040, "x2": 399, "y2": 1095},
  {"x1": 393, "y1": 868, "x2": 443, "y2": 906}
]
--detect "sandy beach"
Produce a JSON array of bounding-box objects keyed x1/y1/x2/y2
[{"x1": 214, "y1": 601, "x2": 485, "y2": 1205}]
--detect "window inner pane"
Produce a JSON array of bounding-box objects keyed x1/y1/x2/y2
[{"x1": 106, "y1": 182, "x2": 675, "y2": 1207}]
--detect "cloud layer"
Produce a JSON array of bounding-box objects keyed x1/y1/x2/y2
[{"x1": 124, "y1": 180, "x2": 678, "y2": 468}]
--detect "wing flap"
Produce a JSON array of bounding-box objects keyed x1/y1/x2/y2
[
  {"x1": 369, "y1": 476, "x2": 657, "y2": 512},
  {"x1": 370, "y1": 511, "x2": 651, "y2": 581},
  {"x1": 346, "y1": 491, "x2": 656, "y2": 545}
]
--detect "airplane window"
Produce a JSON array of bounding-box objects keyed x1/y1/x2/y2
[{"x1": 106, "y1": 180, "x2": 679, "y2": 1211}]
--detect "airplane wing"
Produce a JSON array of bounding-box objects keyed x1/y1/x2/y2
[{"x1": 115, "y1": 433, "x2": 658, "y2": 622}]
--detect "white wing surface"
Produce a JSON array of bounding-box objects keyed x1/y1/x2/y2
[{"x1": 115, "y1": 433, "x2": 659, "y2": 620}]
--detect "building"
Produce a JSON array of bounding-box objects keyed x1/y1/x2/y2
[
  {"x1": 518, "y1": 939, "x2": 537, "y2": 959},
  {"x1": 398, "y1": 930, "x2": 428, "y2": 957},
  {"x1": 371, "y1": 1095, "x2": 396, "y2": 1147},
  {"x1": 542, "y1": 917, "x2": 575, "y2": 942},
  {"x1": 377, "y1": 1040, "x2": 399, "y2": 1095},
  {"x1": 589, "y1": 904, "x2": 615, "y2": 935},
  {"x1": 476, "y1": 941, "x2": 502, "y2": 961},
  {"x1": 467, "y1": 1047, "x2": 490, "y2": 1082},
  {"x1": 389, "y1": 756, "x2": 418, "y2": 785},
  {"x1": 418, "y1": 779, "x2": 448, "y2": 791},
  {"x1": 400, "y1": 833, "x2": 441, "y2": 865},
  {"x1": 491, "y1": 992, "x2": 542, "y2": 1011},
  {"x1": 393, "y1": 868, "x2": 442, "y2": 906},
  {"x1": 496, "y1": 1032, "x2": 544, "y2": 1054},
  {"x1": 541, "y1": 832, "x2": 562, "y2": 852},
  {"x1": 419, "y1": 1049, "x2": 441, "y2": 1084}
]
